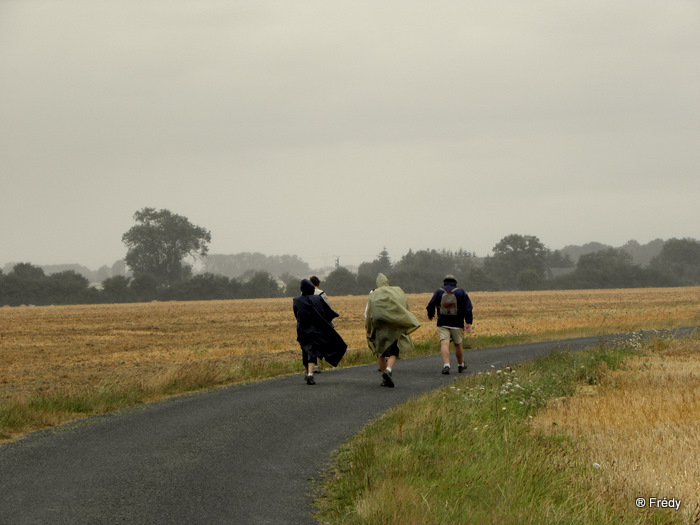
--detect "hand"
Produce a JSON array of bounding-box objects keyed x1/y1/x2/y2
[{"x1": 465, "y1": 324, "x2": 472, "y2": 333}]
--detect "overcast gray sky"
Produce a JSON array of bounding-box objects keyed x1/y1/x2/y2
[{"x1": 2, "y1": 1, "x2": 699, "y2": 271}]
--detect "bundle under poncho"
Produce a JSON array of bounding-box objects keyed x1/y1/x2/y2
[{"x1": 365, "y1": 273, "x2": 421, "y2": 356}]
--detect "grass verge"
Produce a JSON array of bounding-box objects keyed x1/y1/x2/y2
[{"x1": 313, "y1": 333, "x2": 697, "y2": 524}]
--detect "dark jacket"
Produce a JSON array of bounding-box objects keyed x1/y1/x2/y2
[
  {"x1": 426, "y1": 282, "x2": 473, "y2": 328},
  {"x1": 293, "y1": 279, "x2": 347, "y2": 367}
]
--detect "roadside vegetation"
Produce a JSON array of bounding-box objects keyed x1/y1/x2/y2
[{"x1": 313, "y1": 332, "x2": 700, "y2": 524}]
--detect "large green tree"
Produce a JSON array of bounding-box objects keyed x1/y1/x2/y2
[
  {"x1": 122, "y1": 208, "x2": 211, "y2": 287},
  {"x1": 324, "y1": 266, "x2": 358, "y2": 295},
  {"x1": 571, "y1": 248, "x2": 648, "y2": 288},
  {"x1": 485, "y1": 234, "x2": 550, "y2": 290}
]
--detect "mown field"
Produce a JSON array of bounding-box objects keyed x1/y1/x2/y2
[{"x1": 1, "y1": 287, "x2": 698, "y2": 441}]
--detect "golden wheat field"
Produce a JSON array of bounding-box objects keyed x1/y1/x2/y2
[
  {"x1": 532, "y1": 335, "x2": 700, "y2": 517},
  {"x1": 1, "y1": 287, "x2": 698, "y2": 403}
]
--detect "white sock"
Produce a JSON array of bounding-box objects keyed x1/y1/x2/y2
[{"x1": 385, "y1": 367, "x2": 392, "y2": 374}]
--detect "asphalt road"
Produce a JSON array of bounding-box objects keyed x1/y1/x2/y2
[{"x1": 1, "y1": 328, "x2": 695, "y2": 524}]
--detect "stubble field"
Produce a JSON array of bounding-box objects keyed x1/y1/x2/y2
[{"x1": 2, "y1": 287, "x2": 698, "y2": 405}]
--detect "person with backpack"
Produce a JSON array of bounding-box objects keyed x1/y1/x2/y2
[{"x1": 426, "y1": 275, "x2": 473, "y2": 375}]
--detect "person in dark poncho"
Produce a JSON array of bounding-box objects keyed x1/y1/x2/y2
[{"x1": 293, "y1": 279, "x2": 347, "y2": 385}]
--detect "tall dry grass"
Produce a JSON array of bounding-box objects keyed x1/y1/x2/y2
[{"x1": 531, "y1": 335, "x2": 700, "y2": 520}]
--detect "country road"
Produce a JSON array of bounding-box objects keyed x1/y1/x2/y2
[{"x1": 0, "y1": 329, "x2": 695, "y2": 524}]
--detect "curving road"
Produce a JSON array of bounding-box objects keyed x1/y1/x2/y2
[{"x1": 0, "y1": 329, "x2": 695, "y2": 524}]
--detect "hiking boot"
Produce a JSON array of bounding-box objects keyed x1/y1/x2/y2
[
  {"x1": 306, "y1": 375, "x2": 315, "y2": 385},
  {"x1": 442, "y1": 365, "x2": 450, "y2": 375},
  {"x1": 381, "y1": 371, "x2": 394, "y2": 388},
  {"x1": 458, "y1": 364, "x2": 466, "y2": 373}
]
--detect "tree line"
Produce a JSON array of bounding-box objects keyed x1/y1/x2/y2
[
  {"x1": 0, "y1": 263, "x2": 285, "y2": 306},
  {"x1": 321, "y1": 236, "x2": 699, "y2": 296},
  {"x1": 1, "y1": 208, "x2": 698, "y2": 306}
]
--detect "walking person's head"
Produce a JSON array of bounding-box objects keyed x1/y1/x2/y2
[
  {"x1": 300, "y1": 279, "x2": 315, "y2": 296},
  {"x1": 376, "y1": 273, "x2": 390, "y2": 288},
  {"x1": 309, "y1": 276, "x2": 320, "y2": 288},
  {"x1": 443, "y1": 274, "x2": 457, "y2": 286}
]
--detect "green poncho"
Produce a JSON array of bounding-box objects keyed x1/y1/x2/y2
[{"x1": 365, "y1": 273, "x2": 421, "y2": 356}]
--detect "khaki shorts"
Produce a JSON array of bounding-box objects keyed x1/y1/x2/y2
[{"x1": 437, "y1": 326, "x2": 463, "y2": 345}]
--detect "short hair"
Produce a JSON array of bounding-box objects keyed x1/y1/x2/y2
[{"x1": 309, "y1": 276, "x2": 320, "y2": 287}]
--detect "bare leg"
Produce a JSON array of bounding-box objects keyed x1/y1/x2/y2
[
  {"x1": 440, "y1": 339, "x2": 451, "y2": 366},
  {"x1": 378, "y1": 355, "x2": 397, "y2": 372},
  {"x1": 455, "y1": 344, "x2": 464, "y2": 366},
  {"x1": 379, "y1": 355, "x2": 396, "y2": 387}
]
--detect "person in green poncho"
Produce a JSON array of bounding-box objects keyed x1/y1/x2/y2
[{"x1": 365, "y1": 273, "x2": 421, "y2": 388}]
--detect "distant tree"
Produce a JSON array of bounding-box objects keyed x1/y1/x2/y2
[
  {"x1": 559, "y1": 242, "x2": 612, "y2": 265},
  {"x1": 46, "y1": 270, "x2": 92, "y2": 304},
  {"x1": 650, "y1": 238, "x2": 700, "y2": 285},
  {"x1": 0, "y1": 271, "x2": 15, "y2": 306},
  {"x1": 271, "y1": 254, "x2": 312, "y2": 278},
  {"x1": 324, "y1": 267, "x2": 358, "y2": 295},
  {"x1": 357, "y1": 248, "x2": 392, "y2": 292},
  {"x1": 203, "y1": 253, "x2": 312, "y2": 279},
  {"x1": 484, "y1": 234, "x2": 550, "y2": 290},
  {"x1": 391, "y1": 249, "x2": 458, "y2": 293},
  {"x1": 95, "y1": 265, "x2": 112, "y2": 283},
  {"x1": 122, "y1": 208, "x2": 211, "y2": 288},
  {"x1": 567, "y1": 249, "x2": 648, "y2": 288},
  {"x1": 11, "y1": 262, "x2": 46, "y2": 281},
  {"x1": 545, "y1": 250, "x2": 574, "y2": 269},
  {"x1": 0, "y1": 263, "x2": 46, "y2": 305},
  {"x1": 516, "y1": 269, "x2": 545, "y2": 291},
  {"x1": 0, "y1": 264, "x2": 97, "y2": 305},
  {"x1": 620, "y1": 238, "x2": 665, "y2": 267},
  {"x1": 167, "y1": 273, "x2": 238, "y2": 301},
  {"x1": 111, "y1": 259, "x2": 128, "y2": 277},
  {"x1": 42, "y1": 264, "x2": 93, "y2": 281},
  {"x1": 129, "y1": 273, "x2": 160, "y2": 301},
  {"x1": 101, "y1": 275, "x2": 133, "y2": 303},
  {"x1": 464, "y1": 267, "x2": 500, "y2": 291},
  {"x1": 241, "y1": 271, "x2": 283, "y2": 298},
  {"x1": 281, "y1": 273, "x2": 304, "y2": 297}
]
